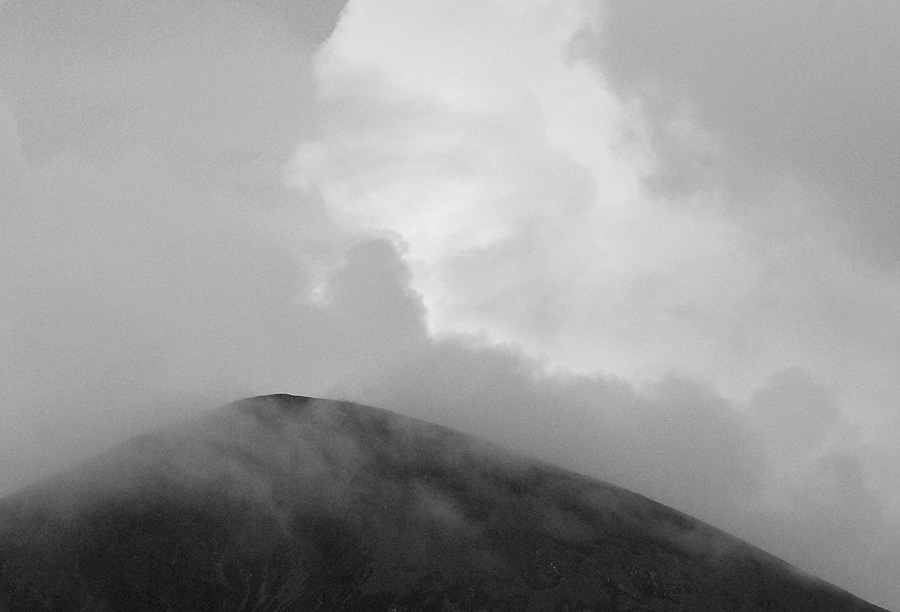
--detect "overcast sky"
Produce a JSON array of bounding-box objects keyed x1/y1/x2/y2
[{"x1": 1, "y1": 0, "x2": 899, "y2": 607}]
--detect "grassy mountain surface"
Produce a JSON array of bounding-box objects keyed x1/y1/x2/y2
[{"x1": 0, "y1": 394, "x2": 889, "y2": 611}]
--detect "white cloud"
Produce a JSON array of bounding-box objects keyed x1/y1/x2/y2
[
  {"x1": 291, "y1": 0, "x2": 900, "y2": 435},
  {"x1": 290, "y1": 0, "x2": 766, "y2": 386}
]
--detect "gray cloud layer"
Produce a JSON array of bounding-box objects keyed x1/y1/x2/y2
[
  {"x1": 0, "y1": 0, "x2": 349, "y2": 487},
  {"x1": 0, "y1": 0, "x2": 898, "y2": 608},
  {"x1": 597, "y1": 0, "x2": 900, "y2": 265}
]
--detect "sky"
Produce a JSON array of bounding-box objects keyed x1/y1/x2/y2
[{"x1": 1, "y1": 0, "x2": 899, "y2": 607}]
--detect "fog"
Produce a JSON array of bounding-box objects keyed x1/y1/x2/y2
[{"x1": 1, "y1": 0, "x2": 898, "y2": 608}]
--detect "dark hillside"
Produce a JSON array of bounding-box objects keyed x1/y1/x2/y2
[{"x1": 0, "y1": 394, "x2": 889, "y2": 611}]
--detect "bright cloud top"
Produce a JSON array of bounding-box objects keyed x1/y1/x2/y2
[
  {"x1": 290, "y1": 0, "x2": 788, "y2": 395},
  {"x1": 293, "y1": 0, "x2": 900, "y2": 427}
]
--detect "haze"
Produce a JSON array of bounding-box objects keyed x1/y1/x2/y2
[{"x1": 1, "y1": 0, "x2": 898, "y2": 608}]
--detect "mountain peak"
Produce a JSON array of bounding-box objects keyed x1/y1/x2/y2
[{"x1": 0, "y1": 395, "x2": 889, "y2": 611}]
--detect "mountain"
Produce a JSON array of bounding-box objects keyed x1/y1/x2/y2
[{"x1": 0, "y1": 394, "x2": 889, "y2": 611}]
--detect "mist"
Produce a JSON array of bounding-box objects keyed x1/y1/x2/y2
[{"x1": 1, "y1": 0, "x2": 899, "y2": 609}]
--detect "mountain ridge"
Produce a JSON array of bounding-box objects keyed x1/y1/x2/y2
[{"x1": 0, "y1": 394, "x2": 890, "y2": 611}]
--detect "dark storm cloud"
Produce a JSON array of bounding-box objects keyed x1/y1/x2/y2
[{"x1": 595, "y1": 0, "x2": 900, "y2": 264}]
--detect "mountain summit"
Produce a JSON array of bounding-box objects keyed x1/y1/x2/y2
[{"x1": 0, "y1": 394, "x2": 889, "y2": 611}]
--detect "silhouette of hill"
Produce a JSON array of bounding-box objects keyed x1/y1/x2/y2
[{"x1": 0, "y1": 394, "x2": 890, "y2": 611}]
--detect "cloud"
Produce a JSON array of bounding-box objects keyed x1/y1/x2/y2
[
  {"x1": 290, "y1": 0, "x2": 900, "y2": 444},
  {"x1": 291, "y1": 0, "x2": 773, "y2": 388},
  {"x1": 0, "y1": 99, "x2": 24, "y2": 193},
  {"x1": 0, "y1": 0, "x2": 353, "y2": 492},
  {"x1": 596, "y1": 0, "x2": 900, "y2": 265},
  {"x1": 749, "y1": 366, "x2": 840, "y2": 453}
]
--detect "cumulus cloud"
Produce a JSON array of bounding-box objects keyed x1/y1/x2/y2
[
  {"x1": 292, "y1": 0, "x2": 769, "y2": 390},
  {"x1": 290, "y1": 0, "x2": 900, "y2": 426}
]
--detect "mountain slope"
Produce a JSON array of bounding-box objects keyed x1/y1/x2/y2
[{"x1": 0, "y1": 394, "x2": 889, "y2": 611}]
